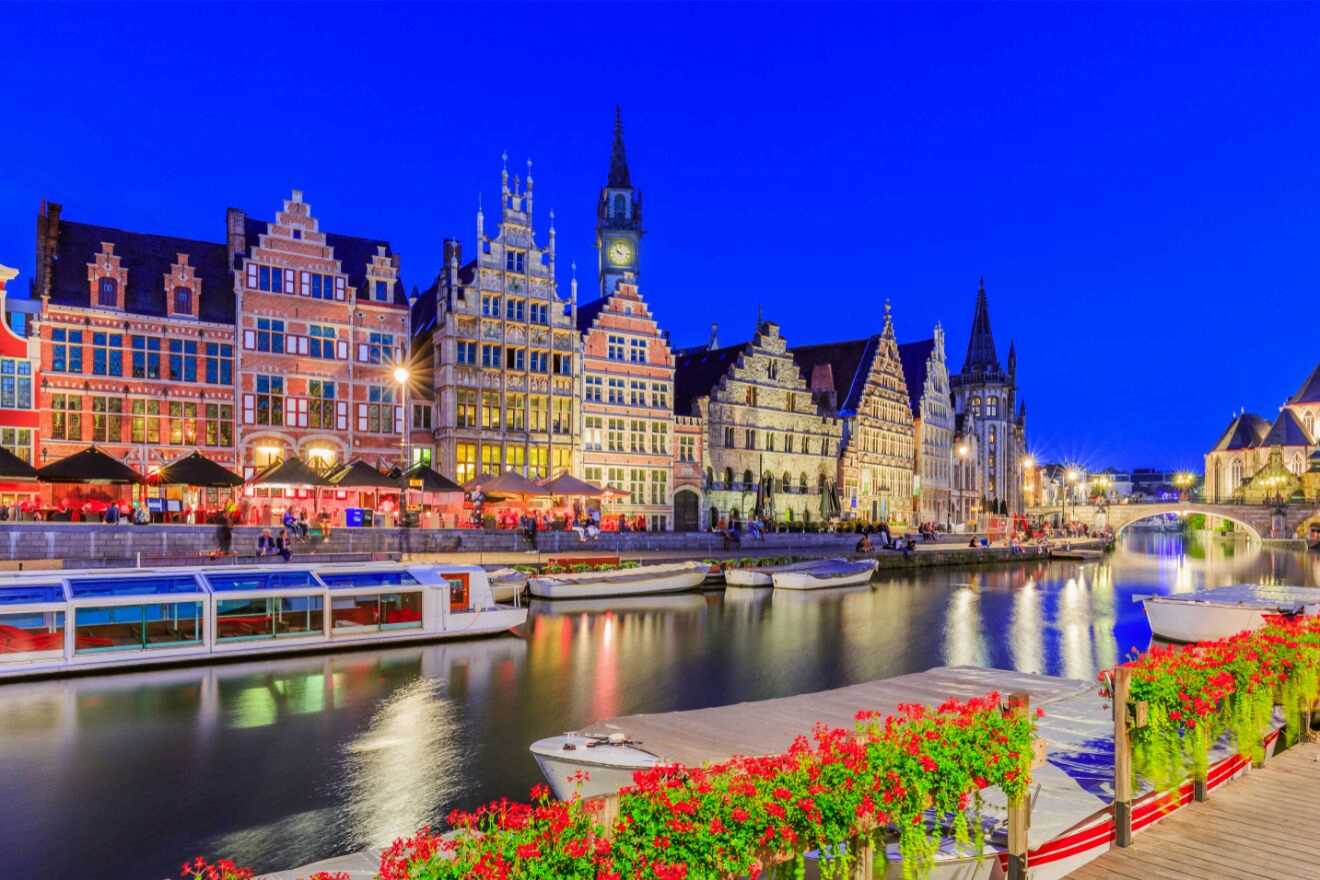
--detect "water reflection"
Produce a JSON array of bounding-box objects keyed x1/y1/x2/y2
[{"x1": 1, "y1": 531, "x2": 1315, "y2": 879}]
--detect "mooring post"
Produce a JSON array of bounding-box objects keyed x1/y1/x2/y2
[
  {"x1": 1003, "y1": 691, "x2": 1030, "y2": 880},
  {"x1": 1112, "y1": 667, "x2": 1134, "y2": 846}
]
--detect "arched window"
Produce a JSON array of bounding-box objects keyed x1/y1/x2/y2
[
  {"x1": 742, "y1": 469, "x2": 754, "y2": 491},
  {"x1": 612, "y1": 193, "x2": 627, "y2": 218},
  {"x1": 172, "y1": 286, "x2": 192, "y2": 314},
  {"x1": 724, "y1": 467, "x2": 734, "y2": 489},
  {"x1": 817, "y1": 473, "x2": 828, "y2": 495},
  {"x1": 97, "y1": 277, "x2": 118, "y2": 307},
  {"x1": 746, "y1": 386, "x2": 757, "y2": 406},
  {"x1": 971, "y1": 396, "x2": 981, "y2": 416},
  {"x1": 784, "y1": 433, "x2": 794, "y2": 453},
  {"x1": 1305, "y1": 412, "x2": 1315, "y2": 441},
  {"x1": 799, "y1": 473, "x2": 808, "y2": 494},
  {"x1": 1292, "y1": 453, "x2": 1304, "y2": 475},
  {"x1": 1231, "y1": 458, "x2": 1243, "y2": 490},
  {"x1": 705, "y1": 467, "x2": 713, "y2": 489},
  {"x1": 781, "y1": 471, "x2": 791, "y2": 493}
]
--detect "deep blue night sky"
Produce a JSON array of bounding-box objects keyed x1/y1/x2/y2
[{"x1": 1, "y1": 3, "x2": 1316, "y2": 470}]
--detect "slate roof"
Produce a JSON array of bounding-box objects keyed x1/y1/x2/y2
[
  {"x1": 960, "y1": 280, "x2": 1001, "y2": 375},
  {"x1": 674, "y1": 343, "x2": 747, "y2": 416},
  {"x1": 242, "y1": 218, "x2": 408, "y2": 307},
  {"x1": 897, "y1": 339, "x2": 935, "y2": 415},
  {"x1": 1288, "y1": 362, "x2": 1320, "y2": 405},
  {"x1": 1263, "y1": 408, "x2": 1313, "y2": 447},
  {"x1": 576, "y1": 294, "x2": 612, "y2": 333},
  {"x1": 1211, "y1": 413, "x2": 1271, "y2": 452},
  {"x1": 48, "y1": 220, "x2": 234, "y2": 323},
  {"x1": 790, "y1": 337, "x2": 876, "y2": 416}
]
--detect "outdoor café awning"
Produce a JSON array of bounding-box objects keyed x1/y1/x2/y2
[
  {"x1": 249, "y1": 457, "x2": 331, "y2": 489},
  {"x1": 479, "y1": 471, "x2": 550, "y2": 498},
  {"x1": 398, "y1": 463, "x2": 463, "y2": 494},
  {"x1": 327, "y1": 460, "x2": 400, "y2": 490},
  {"x1": 540, "y1": 472, "x2": 606, "y2": 497},
  {"x1": 37, "y1": 446, "x2": 143, "y2": 484},
  {"x1": 0, "y1": 446, "x2": 37, "y2": 482},
  {"x1": 153, "y1": 451, "x2": 244, "y2": 488}
]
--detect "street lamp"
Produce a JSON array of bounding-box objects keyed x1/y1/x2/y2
[
  {"x1": 1174, "y1": 471, "x2": 1194, "y2": 502},
  {"x1": 1065, "y1": 468, "x2": 1080, "y2": 523},
  {"x1": 393, "y1": 365, "x2": 410, "y2": 469},
  {"x1": 1021, "y1": 456, "x2": 1036, "y2": 509}
]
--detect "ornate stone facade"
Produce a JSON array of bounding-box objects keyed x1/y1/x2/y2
[
  {"x1": 950, "y1": 280, "x2": 1027, "y2": 514},
  {"x1": 794, "y1": 307, "x2": 915, "y2": 525},
  {"x1": 421, "y1": 160, "x2": 579, "y2": 486},
  {"x1": 951, "y1": 411, "x2": 981, "y2": 526},
  {"x1": 900, "y1": 325, "x2": 954, "y2": 527},
  {"x1": 677, "y1": 320, "x2": 842, "y2": 529}
]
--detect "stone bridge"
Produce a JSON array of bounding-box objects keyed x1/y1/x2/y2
[{"x1": 1026, "y1": 502, "x2": 1320, "y2": 541}]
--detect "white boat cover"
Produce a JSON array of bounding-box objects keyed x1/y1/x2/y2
[
  {"x1": 786, "y1": 559, "x2": 874, "y2": 579},
  {"x1": 1148, "y1": 584, "x2": 1320, "y2": 611}
]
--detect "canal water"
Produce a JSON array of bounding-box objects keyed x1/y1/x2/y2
[{"x1": 2, "y1": 533, "x2": 1316, "y2": 879}]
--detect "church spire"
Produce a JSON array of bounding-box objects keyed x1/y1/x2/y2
[
  {"x1": 608, "y1": 105, "x2": 631, "y2": 188},
  {"x1": 961, "y1": 277, "x2": 1001, "y2": 375}
]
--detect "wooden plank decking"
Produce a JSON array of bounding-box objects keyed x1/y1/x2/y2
[{"x1": 1070, "y1": 741, "x2": 1320, "y2": 879}]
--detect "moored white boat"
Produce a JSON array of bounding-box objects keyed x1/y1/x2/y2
[
  {"x1": 724, "y1": 558, "x2": 824, "y2": 588},
  {"x1": 1139, "y1": 584, "x2": 1320, "y2": 642},
  {"x1": 527, "y1": 560, "x2": 707, "y2": 600},
  {"x1": 487, "y1": 567, "x2": 529, "y2": 603},
  {"x1": 771, "y1": 558, "x2": 877, "y2": 590}
]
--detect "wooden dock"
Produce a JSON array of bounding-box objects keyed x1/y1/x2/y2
[{"x1": 1070, "y1": 741, "x2": 1320, "y2": 880}]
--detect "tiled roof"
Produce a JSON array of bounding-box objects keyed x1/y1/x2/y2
[
  {"x1": 897, "y1": 338, "x2": 935, "y2": 415},
  {"x1": 1211, "y1": 413, "x2": 1271, "y2": 452},
  {"x1": 1288, "y1": 362, "x2": 1320, "y2": 405},
  {"x1": 790, "y1": 337, "x2": 876, "y2": 416},
  {"x1": 49, "y1": 219, "x2": 234, "y2": 323},
  {"x1": 242, "y1": 218, "x2": 408, "y2": 307},
  {"x1": 1263, "y1": 408, "x2": 1313, "y2": 447},
  {"x1": 674, "y1": 343, "x2": 746, "y2": 416}
]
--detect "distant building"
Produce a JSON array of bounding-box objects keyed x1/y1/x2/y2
[
  {"x1": 1203, "y1": 363, "x2": 1319, "y2": 502},
  {"x1": 416, "y1": 159, "x2": 579, "y2": 486},
  {"x1": 0, "y1": 266, "x2": 39, "y2": 483},
  {"x1": 676, "y1": 320, "x2": 842, "y2": 529},
  {"x1": 793, "y1": 305, "x2": 915, "y2": 525},
  {"x1": 899, "y1": 326, "x2": 954, "y2": 527}
]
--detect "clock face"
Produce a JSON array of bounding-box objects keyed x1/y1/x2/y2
[{"x1": 607, "y1": 239, "x2": 634, "y2": 267}]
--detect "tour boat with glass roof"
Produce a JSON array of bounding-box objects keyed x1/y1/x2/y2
[{"x1": 0, "y1": 562, "x2": 525, "y2": 679}]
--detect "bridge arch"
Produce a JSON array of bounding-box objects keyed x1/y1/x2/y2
[{"x1": 1108, "y1": 505, "x2": 1263, "y2": 542}]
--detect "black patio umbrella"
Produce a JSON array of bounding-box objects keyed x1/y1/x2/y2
[
  {"x1": 398, "y1": 462, "x2": 463, "y2": 494},
  {"x1": 249, "y1": 457, "x2": 331, "y2": 489},
  {"x1": 327, "y1": 460, "x2": 401, "y2": 490},
  {"x1": 154, "y1": 451, "x2": 244, "y2": 488},
  {"x1": 37, "y1": 446, "x2": 143, "y2": 484},
  {"x1": 0, "y1": 446, "x2": 37, "y2": 481}
]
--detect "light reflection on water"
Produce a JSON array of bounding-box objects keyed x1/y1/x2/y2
[{"x1": 0, "y1": 531, "x2": 1316, "y2": 879}]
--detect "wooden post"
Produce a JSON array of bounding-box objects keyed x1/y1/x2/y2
[
  {"x1": 1113, "y1": 667, "x2": 1134, "y2": 847},
  {"x1": 1003, "y1": 691, "x2": 1030, "y2": 880},
  {"x1": 848, "y1": 837, "x2": 874, "y2": 880}
]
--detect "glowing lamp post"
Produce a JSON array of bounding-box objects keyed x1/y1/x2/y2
[{"x1": 393, "y1": 365, "x2": 410, "y2": 469}]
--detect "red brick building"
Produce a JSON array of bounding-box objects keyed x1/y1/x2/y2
[{"x1": 0, "y1": 264, "x2": 39, "y2": 504}]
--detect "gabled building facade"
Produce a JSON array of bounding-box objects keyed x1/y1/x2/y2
[
  {"x1": 950, "y1": 280, "x2": 1027, "y2": 515},
  {"x1": 951, "y1": 411, "x2": 981, "y2": 526},
  {"x1": 899, "y1": 325, "x2": 954, "y2": 527},
  {"x1": 420, "y1": 160, "x2": 579, "y2": 486},
  {"x1": 0, "y1": 265, "x2": 39, "y2": 473},
  {"x1": 792, "y1": 306, "x2": 915, "y2": 526},
  {"x1": 577, "y1": 113, "x2": 675, "y2": 530},
  {"x1": 677, "y1": 320, "x2": 842, "y2": 529}
]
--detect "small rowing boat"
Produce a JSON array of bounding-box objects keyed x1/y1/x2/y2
[
  {"x1": 487, "y1": 568, "x2": 529, "y2": 603},
  {"x1": 1139, "y1": 584, "x2": 1320, "y2": 642},
  {"x1": 771, "y1": 558, "x2": 877, "y2": 590},
  {"x1": 724, "y1": 558, "x2": 829, "y2": 588},
  {"x1": 527, "y1": 560, "x2": 708, "y2": 600}
]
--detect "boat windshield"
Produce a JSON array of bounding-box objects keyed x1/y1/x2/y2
[
  {"x1": 0, "y1": 584, "x2": 66, "y2": 605},
  {"x1": 319, "y1": 571, "x2": 419, "y2": 589},
  {"x1": 68, "y1": 575, "x2": 204, "y2": 599},
  {"x1": 205, "y1": 571, "x2": 321, "y2": 592}
]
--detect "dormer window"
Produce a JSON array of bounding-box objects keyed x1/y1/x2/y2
[
  {"x1": 292, "y1": 229, "x2": 302, "y2": 240},
  {"x1": 97, "y1": 277, "x2": 118, "y2": 307},
  {"x1": 374, "y1": 280, "x2": 389, "y2": 302},
  {"x1": 173, "y1": 286, "x2": 193, "y2": 315}
]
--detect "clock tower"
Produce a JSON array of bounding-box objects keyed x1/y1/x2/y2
[{"x1": 597, "y1": 106, "x2": 643, "y2": 296}]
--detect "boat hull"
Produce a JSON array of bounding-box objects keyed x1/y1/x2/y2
[
  {"x1": 1142, "y1": 599, "x2": 1308, "y2": 643},
  {"x1": 723, "y1": 568, "x2": 773, "y2": 587},
  {"x1": 772, "y1": 560, "x2": 877, "y2": 590},
  {"x1": 528, "y1": 562, "x2": 708, "y2": 600},
  {"x1": 529, "y1": 734, "x2": 659, "y2": 800}
]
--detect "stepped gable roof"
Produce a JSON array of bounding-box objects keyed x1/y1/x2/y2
[
  {"x1": 790, "y1": 337, "x2": 876, "y2": 416},
  {"x1": 1211, "y1": 413, "x2": 1271, "y2": 452},
  {"x1": 960, "y1": 279, "x2": 1001, "y2": 375},
  {"x1": 242, "y1": 217, "x2": 408, "y2": 307},
  {"x1": 674, "y1": 343, "x2": 747, "y2": 415},
  {"x1": 897, "y1": 338, "x2": 935, "y2": 415},
  {"x1": 576, "y1": 294, "x2": 612, "y2": 333},
  {"x1": 1263, "y1": 408, "x2": 1313, "y2": 447},
  {"x1": 48, "y1": 219, "x2": 234, "y2": 323},
  {"x1": 1288, "y1": 362, "x2": 1320, "y2": 405}
]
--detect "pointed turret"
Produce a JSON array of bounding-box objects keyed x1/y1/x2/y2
[
  {"x1": 608, "y1": 105, "x2": 631, "y2": 188},
  {"x1": 961, "y1": 278, "x2": 1001, "y2": 376}
]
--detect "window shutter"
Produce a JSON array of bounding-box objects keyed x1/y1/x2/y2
[
  {"x1": 246, "y1": 264, "x2": 257, "y2": 288},
  {"x1": 336, "y1": 400, "x2": 348, "y2": 431},
  {"x1": 243, "y1": 329, "x2": 256, "y2": 350},
  {"x1": 299, "y1": 336, "x2": 309, "y2": 356},
  {"x1": 357, "y1": 343, "x2": 368, "y2": 363},
  {"x1": 357, "y1": 403, "x2": 367, "y2": 432},
  {"x1": 395, "y1": 406, "x2": 404, "y2": 434},
  {"x1": 335, "y1": 277, "x2": 346, "y2": 300},
  {"x1": 242, "y1": 394, "x2": 255, "y2": 424},
  {"x1": 297, "y1": 398, "x2": 308, "y2": 427},
  {"x1": 284, "y1": 400, "x2": 297, "y2": 427},
  {"x1": 300, "y1": 272, "x2": 311, "y2": 296},
  {"x1": 336, "y1": 340, "x2": 348, "y2": 360},
  {"x1": 283, "y1": 271, "x2": 295, "y2": 294}
]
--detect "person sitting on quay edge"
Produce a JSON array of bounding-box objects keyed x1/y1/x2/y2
[
  {"x1": 276, "y1": 527, "x2": 292, "y2": 562},
  {"x1": 855, "y1": 533, "x2": 874, "y2": 554},
  {"x1": 257, "y1": 528, "x2": 277, "y2": 557}
]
